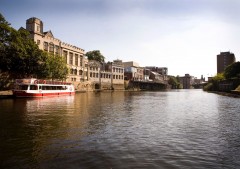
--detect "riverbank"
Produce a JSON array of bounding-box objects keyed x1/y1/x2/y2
[
  {"x1": 0, "y1": 90, "x2": 14, "y2": 99},
  {"x1": 208, "y1": 90, "x2": 240, "y2": 98}
]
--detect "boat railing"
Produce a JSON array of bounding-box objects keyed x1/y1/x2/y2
[
  {"x1": 34, "y1": 79, "x2": 72, "y2": 85},
  {"x1": 15, "y1": 79, "x2": 72, "y2": 85}
]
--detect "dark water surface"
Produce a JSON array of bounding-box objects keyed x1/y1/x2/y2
[{"x1": 1, "y1": 90, "x2": 240, "y2": 169}]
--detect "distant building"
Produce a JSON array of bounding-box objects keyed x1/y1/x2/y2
[
  {"x1": 88, "y1": 60, "x2": 101, "y2": 89},
  {"x1": 145, "y1": 66, "x2": 168, "y2": 75},
  {"x1": 25, "y1": 17, "x2": 87, "y2": 82},
  {"x1": 179, "y1": 74, "x2": 194, "y2": 89},
  {"x1": 145, "y1": 66, "x2": 168, "y2": 81},
  {"x1": 104, "y1": 60, "x2": 125, "y2": 90},
  {"x1": 123, "y1": 61, "x2": 143, "y2": 81},
  {"x1": 217, "y1": 52, "x2": 236, "y2": 73},
  {"x1": 149, "y1": 71, "x2": 164, "y2": 81}
]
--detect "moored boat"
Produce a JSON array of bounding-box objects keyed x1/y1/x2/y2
[{"x1": 13, "y1": 78, "x2": 75, "y2": 97}]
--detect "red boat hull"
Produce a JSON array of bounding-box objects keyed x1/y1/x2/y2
[{"x1": 13, "y1": 91, "x2": 75, "y2": 97}]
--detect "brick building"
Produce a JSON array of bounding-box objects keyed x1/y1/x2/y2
[{"x1": 217, "y1": 52, "x2": 235, "y2": 73}]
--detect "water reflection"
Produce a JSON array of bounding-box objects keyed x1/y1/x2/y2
[{"x1": 1, "y1": 90, "x2": 240, "y2": 168}]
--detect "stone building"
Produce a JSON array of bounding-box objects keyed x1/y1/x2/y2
[
  {"x1": 123, "y1": 61, "x2": 144, "y2": 81},
  {"x1": 104, "y1": 60, "x2": 125, "y2": 90},
  {"x1": 145, "y1": 66, "x2": 168, "y2": 75},
  {"x1": 179, "y1": 74, "x2": 194, "y2": 89},
  {"x1": 88, "y1": 60, "x2": 101, "y2": 90},
  {"x1": 25, "y1": 17, "x2": 87, "y2": 82},
  {"x1": 87, "y1": 60, "x2": 124, "y2": 91},
  {"x1": 145, "y1": 66, "x2": 168, "y2": 81}
]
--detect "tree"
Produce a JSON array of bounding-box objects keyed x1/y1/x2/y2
[
  {"x1": 212, "y1": 73, "x2": 225, "y2": 81},
  {"x1": 45, "y1": 53, "x2": 69, "y2": 80},
  {"x1": 224, "y1": 62, "x2": 240, "y2": 79},
  {"x1": 0, "y1": 13, "x2": 12, "y2": 72},
  {"x1": 0, "y1": 13, "x2": 68, "y2": 80},
  {"x1": 168, "y1": 76, "x2": 181, "y2": 89},
  {"x1": 85, "y1": 50, "x2": 105, "y2": 63},
  {"x1": 204, "y1": 73, "x2": 225, "y2": 91}
]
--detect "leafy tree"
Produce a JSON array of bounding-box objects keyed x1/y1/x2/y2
[
  {"x1": 168, "y1": 76, "x2": 181, "y2": 89},
  {"x1": 9, "y1": 28, "x2": 45, "y2": 77},
  {"x1": 224, "y1": 62, "x2": 240, "y2": 79},
  {"x1": 45, "y1": 53, "x2": 69, "y2": 80},
  {"x1": 0, "y1": 13, "x2": 12, "y2": 71},
  {"x1": 204, "y1": 73, "x2": 225, "y2": 91},
  {"x1": 85, "y1": 50, "x2": 105, "y2": 63},
  {"x1": 0, "y1": 13, "x2": 68, "y2": 80},
  {"x1": 212, "y1": 73, "x2": 225, "y2": 81}
]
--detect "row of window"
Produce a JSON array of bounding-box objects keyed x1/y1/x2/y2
[
  {"x1": 63, "y1": 50, "x2": 83, "y2": 66},
  {"x1": 90, "y1": 73, "x2": 124, "y2": 80},
  {"x1": 70, "y1": 69, "x2": 83, "y2": 75},
  {"x1": 113, "y1": 67, "x2": 124, "y2": 73},
  {"x1": 17, "y1": 85, "x2": 68, "y2": 90},
  {"x1": 43, "y1": 42, "x2": 60, "y2": 55},
  {"x1": 90, "y1": 67, "x2": 98, "y2": 71}
]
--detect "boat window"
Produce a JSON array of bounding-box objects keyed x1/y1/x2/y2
[
  {"x1": 30, "y1": 85, "x2": 38, "y2": 90},
  {"x1": 19, "y1": 85, "x2": 28, "y2": 90}
]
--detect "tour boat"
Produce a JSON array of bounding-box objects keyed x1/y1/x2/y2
[{"x1": 13, "y1": 78, "x2": 75, "y2": 97}]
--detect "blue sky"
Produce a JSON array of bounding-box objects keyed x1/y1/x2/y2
[{"x1": 1, "y1": 0, "x2": 240, "y2": 78}]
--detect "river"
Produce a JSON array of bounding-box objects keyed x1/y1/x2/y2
[{"x1": 0, "y1": 89, "x2": 240, "y2": 169}]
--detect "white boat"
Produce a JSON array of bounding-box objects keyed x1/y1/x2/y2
[{"x1": 13, "y1": 78, "x2": 75, "y2": 97}]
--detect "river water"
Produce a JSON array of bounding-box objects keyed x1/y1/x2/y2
[{"x1": 0, "y1": 90, "x2": 240, "y2": 169}]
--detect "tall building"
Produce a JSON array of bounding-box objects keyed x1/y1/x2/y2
[
  {"x1": 25, "y1": 17, "x2": 87, "y2": 82},
  {"x1": 217, "y1": 52, "x2": 236, "y2": 73},
  {"x1": 179, "y1": 74, "x2": 194, "y2": 89}
]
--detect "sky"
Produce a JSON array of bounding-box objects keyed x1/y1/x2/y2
[{"x1": 1, "y1": 0, "x2": 240, "y2": 78}]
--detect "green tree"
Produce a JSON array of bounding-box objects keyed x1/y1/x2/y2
[
  {"x1": 85, "y1": 50, "x2": 105, "y2": 63},
  {"x1": 204, "y1": 73, "x2": 225, "y2": 91},
  {"x1": 9, "y1": 28, "x2": 45, "y2": 77},
  {"x1": 45, "y1": 53, "x2": 69, "y2": 80},
  {"x1": 0, "y1": 13, "x2": 68, "y2": 80},
  {"x1": 212, "y1": 73, "x2": 225, "y2": 81},
  {"x1": 168, "y1": 76, "x2": 181, "y2": 89},
  {"x1": 224, "y1": 62, "x2": 240, "y2": 79},
  {"x1": 0, "y1": 13, "x2": 12, "y2": 72}
]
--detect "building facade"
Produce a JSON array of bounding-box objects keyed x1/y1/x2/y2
[
  {"x1": 123, "y1": 61, "x2": 144, "y2": 81},
  {"x1": 25, "y1": 17, "x2": 87, "y2": 82},
  {"x1": 179, "y1": 74, "x2": 194, "y2": 89},
  {"x1": 105, "y1": 60, "x2": 125, "y2": 90},
  {"x1": 217, "y1": 52, "x2": 236, "y2": 73}
]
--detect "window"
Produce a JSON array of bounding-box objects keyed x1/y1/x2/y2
[
  {"x1": 49, "y1": 43, "x2": 54, "y2": 53},
  {"x1": 69, "y1": 53, "x2": 73, "y2": 65},
  {"x1": 37, "y1": 40, "x2": 40, "y2": 45},
  {"x1": 20, "y1": 85, "x2": 28, "y2": 90},
  {"x1": 79, "y1": 70, "x2": 83, "y2": 75},
  {"x1": 75, "y1": 54, "x2": 78, "y2": 66},
  {"x1": 80, "y1": 55, "x2": 83, "y2": 66},
  {"x1": 30, "y1": 85, "x2": 38, "y2": 90},
  {"x1": 63, "y1": 51, "x2": 68, "y2": 63},
  {"x1": 55, "y1": 45, "x2": 59, "y2": 55},
  {"x1": 44, "y1": 42, "x2": 48, "y2": 51}
]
